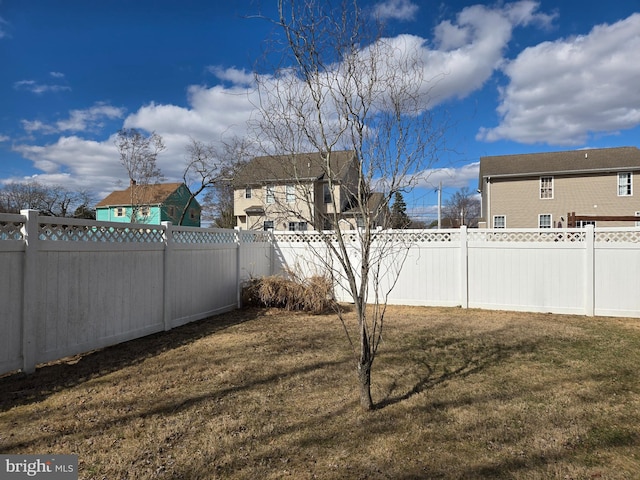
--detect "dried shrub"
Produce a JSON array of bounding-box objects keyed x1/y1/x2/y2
[{"x1": 242, "y1": 272, "x2": 335, "y2": 314}]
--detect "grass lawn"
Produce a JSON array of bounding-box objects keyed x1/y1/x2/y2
[{"x1": 1, "y1": 305, "x2": 640, "y2": 479}]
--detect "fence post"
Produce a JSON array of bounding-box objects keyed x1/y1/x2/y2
[
  {"x1": 20, "y1": 209, "x2": 39, "y2": 373},
  {"x1": 236, "y1": 230, "x2": 242, "y2": 309},
  {"x1": 162, "y1": 222, "x2": 173, "y2": 330},
  {"x1": 584, "y1": 224, "x2": 595, "y2": 316},
  {"x1": 459, "y1": 226, "x2": 469, "y2": 309}
]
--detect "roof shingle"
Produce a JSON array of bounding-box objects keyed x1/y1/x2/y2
[
  {"x1": 479, "y1": 146, "x2": 640, "y2": 188},
  {"x1": 233, "y1": 150, "x2": 357, "y2": 186},
  {"x1": 96, "y1": 182, "x2": 184, "y2": 207}
]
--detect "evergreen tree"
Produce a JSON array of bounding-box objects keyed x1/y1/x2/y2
[{"x1": 390, "y1": 191, "x2": 411, "y2": 229}]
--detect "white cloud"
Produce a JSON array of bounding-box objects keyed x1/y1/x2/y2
[
  {"x1": 478, "y1": 13, "x2": 640, "y2": 145},
  {"x1": 207, "y1": 66, "x2": 254, "y2": 86},
  {"x1": 21, "y1": 103, "x2": 125, "y2": 135},
  {"x1": 414, "y1": 162, "x2": 480, "y2": 190},
  {"x1": 372, "y1": 0, "x2": 419, "y2": 22},
  {"x1": 422, "y1": 1, "x2": 553, "y2": 106},
  {"x1": 13, "y1": 79, "x2": 71, "y2": 95}
]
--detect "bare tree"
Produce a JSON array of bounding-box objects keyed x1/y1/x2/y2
[
  {"x1": 0, "y1": 181, "x2": 92, "y2": 217},
  {"x1": 181, "y1": 137, "x2": 253, "y2": 227},
  {"x1": 253, "y1": 0, "x2": 445, "y2": 410},
  {"x1": 443, "y1": 187, "x2": 480, "y2": 228},
  {"x1": 114, "y1": 128, "x2": 166, "y2": 222}
]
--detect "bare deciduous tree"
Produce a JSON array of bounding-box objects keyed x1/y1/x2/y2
[
  {"x1": 253, "y1": 0, "x2": 445, "y2": 410},
  {"x1": 443, "y1": 187, "x2": 480, "y2": 228},
  {"x1": 114, "y1": 128, "x2": 166, "y2": 222},
  {"x1": 182, "y1": 137, "x2": 253, "y2": 227},
  {"x1": 0, "y1": 181, "x2": 93, "y2": 217}
]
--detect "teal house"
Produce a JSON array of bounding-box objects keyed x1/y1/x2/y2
[{"x1": 96, "y1": 182, "x2": 201, "y2": 226}]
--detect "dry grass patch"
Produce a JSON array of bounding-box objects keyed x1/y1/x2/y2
[{"x1": 1, "y1": 306, "x2": 640, "y2": 479}]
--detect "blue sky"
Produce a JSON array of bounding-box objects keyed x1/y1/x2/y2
[{"x1": 1, "y1": 0, "x2": 640, "y2": 220}]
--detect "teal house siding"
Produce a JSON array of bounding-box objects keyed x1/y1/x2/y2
[{"x1": 96, "y1": 182, "x2": 201, "y2": 226}]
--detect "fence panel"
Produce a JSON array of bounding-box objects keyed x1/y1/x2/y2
[
  {"x1": 168, "y1": 226, "x2": 239, "y2": 328},
  {"x1": 594, "y1": 229, "x2": 640, "y2": 317},
  {"x1": 33, "y1": 217, "x2": 166, "y2": 366},
  {"x1": 0, "y1": 214, "x2": 25, "y2": 374}
]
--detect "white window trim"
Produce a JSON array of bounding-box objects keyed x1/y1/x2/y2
[
  {"x1": 618, "y1": 172, "x2": 632, "y2": 197},
  {"x1": 538, "y1": 213, "x2": 552, "y2": 229},
  {"x1": 245, "y1": 187, "x2": 252, "y2": 199},
  {"x1": 265, "y1": 186, "x2": 275, "y2": 204},
  {"x1": 540, "y1": 176, "x2": 553, "y2": 199},
  {"x1": 493, "y1": 215, "x2": 506, "y2": 228},
  {"x1": 115, "y1": 207, "x2": 126, "y2": 217},
  {"x1": 286, "y1": 185, "x2": 295, "y2": 203}
]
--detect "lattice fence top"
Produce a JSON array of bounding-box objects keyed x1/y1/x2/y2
[
  {"x1": 274, "y1": 230, "x2": 460, "y2": 243},
  {"x1": 38, "y1": 223, "x2": 165, "y2": 243},
  {"x1": 467, "y1": 230, "x2": 587, "y2": 242},
  {"x1": 239, "y1": 231, "x2": 272, "y2": 243},
  {"x1": 0, "y1": 219, "x2": 24, "y2": 240},
  {"x1": 172, "y1": 229, "x2": 237, "y2": 244},
  {"x1": 595, "y1": 230, "x2": 640, "y2": 243}
]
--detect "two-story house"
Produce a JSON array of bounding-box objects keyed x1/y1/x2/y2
[
  {"x1": 233, "y1": 151, "x2": 387, "y2": 231},
  {"x1": 96, "y1": 181, "x2": 201, "y2": 226},
  {"x1": 478, "y1": 146, "x2": 640, "y2": 228}
]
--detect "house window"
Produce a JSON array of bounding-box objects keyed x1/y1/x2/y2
[
  {"x1": 540, "y1": 176, "x2": 553, "y2": 199},
  {"x1": 266, "y1": 186, "x2": 275, "y2": 204},
  {"x1": 323, "y1": 184, "x2": 332, "y2": 204},
  {"x1": 288, "y1": 221, "x2": 307, "y2": 231},
  {"x1": 618, "y1": 172, "x2": 632, "y2": 196},
  {"x1": 286, "y1": 185, "x2": 295, "y2": 203},
  {"x1": 539, "y1": 214, "x2": 552, "y2": 228},
  {"x1": 139, "y1": 206, "x2": 150, "y2": 217},
  {"x1": 493, "y1": 215, "x2": 506, "y2": 228},
  {"x1": 263, "y1": 220, "x2": 274, "y2": 231},
  {"x1": 189, "y1": 209, "x2": 198, "y2": 220},
  {"x1": 115, "y1": 207, "x2": 126, "y2": 217},
  {"x1": 245, "y1": 187, "x2": 252, "y2": 199},
  {"x1": 167, "y1": 206, "x2": 176, "y2": 218}
]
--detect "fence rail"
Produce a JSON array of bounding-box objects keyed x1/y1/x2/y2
[{"x1": 2, "y1": 211, "x2": 640, "y2": 377}]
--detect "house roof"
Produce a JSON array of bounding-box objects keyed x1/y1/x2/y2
[
  {"x1": 479, "y1": 146, "x2": 640, "y2": 189},
  {"x1": 233, "y1": 150, "x2": 357, "y2": 186},
  {"x1": 96, "y1": 182, "x2": 186, "y2": 207}
]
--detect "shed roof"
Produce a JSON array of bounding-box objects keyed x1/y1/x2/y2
[
  {"x1": 233, "y1": 150, "x2": 357, "y2": 186},
  {"x1": 479, "y1": 146, "x2": 640, "y2": 188},
  {"x1": 96, "y1": 182, "x2": 185, "y2": 207}
]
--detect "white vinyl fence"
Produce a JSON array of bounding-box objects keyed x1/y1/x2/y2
[
  {"x1": 273, "y1": 226, "x2": 640, "y2": 318},
  {"x1": 3, "y1": 211, "x2": 640, "y2": 377},
  {"x1": 0, "y1": 210, "x2": 272, "y2": 376}
]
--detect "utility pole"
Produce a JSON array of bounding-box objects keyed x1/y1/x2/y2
[{"x1": 437, "y1": 180, "x2": 442, "y2": 229}]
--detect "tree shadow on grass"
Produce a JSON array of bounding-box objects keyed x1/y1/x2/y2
[
  {"x1": 0, "y1": 307, "x2": 265, "y2": 412},
  {"x1": 375, "y1": 326, "x2": 541, "y2": 410}
]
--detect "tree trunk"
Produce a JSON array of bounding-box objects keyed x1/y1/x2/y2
[
  {"x1": 357, "y1": 359, "x2": 374, "y2": 410},
  {"x1": 358, "y1": 314, "x2": 374, "y2": 410}
]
